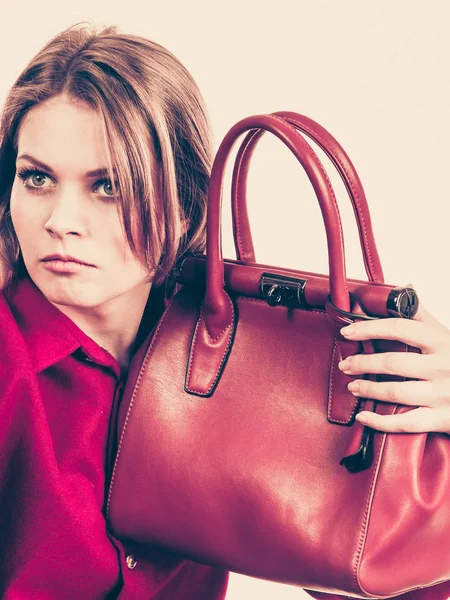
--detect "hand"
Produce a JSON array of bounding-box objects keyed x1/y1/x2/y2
[{"x1": 338, "y1": 297, "x2": 450, "y2": 435}]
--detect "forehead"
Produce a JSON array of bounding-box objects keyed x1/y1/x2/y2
[{"x1": 16, "y1": 95, "x2": 109, "y2": 174}]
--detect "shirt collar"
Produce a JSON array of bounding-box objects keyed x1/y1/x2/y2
[{"x1": 6, "y1": 277, "x2": 121, "y2": 377}]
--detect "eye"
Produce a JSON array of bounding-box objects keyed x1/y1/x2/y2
[
  {"x1": 93, "y1": 178, "x2": 120, "y2": 199},
  {"x1": 16, "y1": 167, "x2": 54, "y2": 191}
]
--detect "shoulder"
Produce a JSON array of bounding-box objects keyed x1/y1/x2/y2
[{"x1": 0, "y1": 286, "x2": 34, "y2": 370}]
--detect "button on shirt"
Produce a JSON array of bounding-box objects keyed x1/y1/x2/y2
[{"x1": 0, "y1": 276, "x2": 228, "y2": 599}]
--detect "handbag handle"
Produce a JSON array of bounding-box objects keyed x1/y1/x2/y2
[
  {"x1": 205, "y1": 114, "x2": 359, "y2": 333},
  {"x1": 187, "y1": 113, "x2": 374, "y2": 396},
  {"x1": 231, "y1": 111, "x2": 384, "y2": 283}
]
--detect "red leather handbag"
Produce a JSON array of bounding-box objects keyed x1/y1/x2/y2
[{"x1": 106, "y1": 113, "x2": 450, "y2": 599}]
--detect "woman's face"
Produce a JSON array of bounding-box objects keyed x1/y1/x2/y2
[{"x1": 10, "y1": 94, "x2": 152, "y2": 310}]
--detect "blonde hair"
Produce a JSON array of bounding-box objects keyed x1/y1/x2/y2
[{"x1": 0, "y1": 22, "x2": 213, "y2": 293}]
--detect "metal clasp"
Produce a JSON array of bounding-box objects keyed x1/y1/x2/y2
[
  {"x1": 386, "y1": 287, "x2": 419, "y2": 319},
  {"x1": 260, "y1": 273, "x2": 308, "y2": 308}
]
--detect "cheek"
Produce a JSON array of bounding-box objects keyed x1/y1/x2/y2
[
  {"x1": 113, "y1": 235, "x2": 145, "y2": 274},
  {"x1": 106, "y1": 216, "x2": 148, "y2": 275},
  {"x1": 10, "y1": 198, "x2": 44, "y2": 247}
]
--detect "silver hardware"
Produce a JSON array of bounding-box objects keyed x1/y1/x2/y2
[
  {"x1": 260, "y1": 273, "x2": 307, "y2": 308},
  {"x1": 386, "y1": 287, "x2": 419, "y2": 319},
  {"x1": 125, "y1": 554, "x2": 138, "y2": 570}
]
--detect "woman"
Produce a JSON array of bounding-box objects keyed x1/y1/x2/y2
[
  {"x1": 0, "y1": 22, "x2": 227, "y2": 599},
  {"x1": 0, "y1": 21, "x2": 448, "y2": 600}
]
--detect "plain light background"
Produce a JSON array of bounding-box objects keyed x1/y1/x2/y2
[{"x1": 1, "y1": 1, "x2": 449, "y2": 598}]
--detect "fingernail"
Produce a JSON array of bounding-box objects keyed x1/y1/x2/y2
[
  {"x1": 348, "y1": 381, "x2": 360, "y2": 393},
  {"x1": 340, "y1": 325, "x2": 355, "y2": 337},
  {"x1": 338, "y1": 359, "x2": 351, "y2": 371},
  {"x1": 355, "y1": 413, "x2": 369, "y2": 424}
]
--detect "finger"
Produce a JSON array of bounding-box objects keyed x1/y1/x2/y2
[
  {"x1": 355, "y1": 406, "x2": 450, "y2": 434},
  {"x1": 339, "y1": 351, "x2": 432, "y2": 380},
  {"x1": 347, "y1": 379, "x2": 439, "y2": 407},
  {"x1": 340, "y1": 317, "x2": 448, "y2": 354}
]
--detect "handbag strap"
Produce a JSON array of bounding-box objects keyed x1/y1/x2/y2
[
  {"x1": 231, "y1": 111, "x2": 384, "y2": 283},
  {"x1": 187, "y1": 114, "x2": 374, "y2": 396}
]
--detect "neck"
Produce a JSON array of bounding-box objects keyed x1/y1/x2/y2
[{"x1": 52, "y1": 282, "x2": 152, "y2": 376}]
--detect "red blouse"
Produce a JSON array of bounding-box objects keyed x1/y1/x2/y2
[{"x1": 0, "y1": 276, "x2": 228, "y2": 599}]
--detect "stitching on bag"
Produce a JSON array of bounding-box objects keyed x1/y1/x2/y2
[
  {"x1": 235, "y1": 130, "x2": 260, "y2": 261},
  {"x1": 269, "y1": 115, "x2": 349, "y2": 298},
  {"x1": 185, "y1": 295, "x2": 235, "y2": 395},
  {"x1": 106, "y1": 299, "x2": 177, "y2": 516},
  {"x1": 198, "y1": 298, "x2": 234, "y2": 342},
  {"x1": 185, "y1": 311, "x2": 204, "y2": 394},
  {"x1": 328, "y1": 340, "x2": 339, "y2": 420},
  {"x1": 185, "y1": 324, "x2": 233, "y2": 395},
  {"x1": 287, "y1": 118, "x2": 377, "y2": 284},
  {"x1": 328, "y1": 340, "x2": 359, "y2": 424}
]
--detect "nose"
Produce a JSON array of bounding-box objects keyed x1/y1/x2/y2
[{"x1": 44, "y1": 190, "x2": 87, "y2": 239}]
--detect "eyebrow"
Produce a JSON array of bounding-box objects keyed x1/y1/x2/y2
[{"x1": 16, "y1": 153, "x2": 117, "y2": 179}]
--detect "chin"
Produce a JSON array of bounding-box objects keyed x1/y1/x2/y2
[{"x1": 30, "y1": 271, "x2": 106, "y2": 309}]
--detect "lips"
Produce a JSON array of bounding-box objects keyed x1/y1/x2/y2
[{"x1": 41, "y1": 254, "x2": 96, "y2": 267}]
